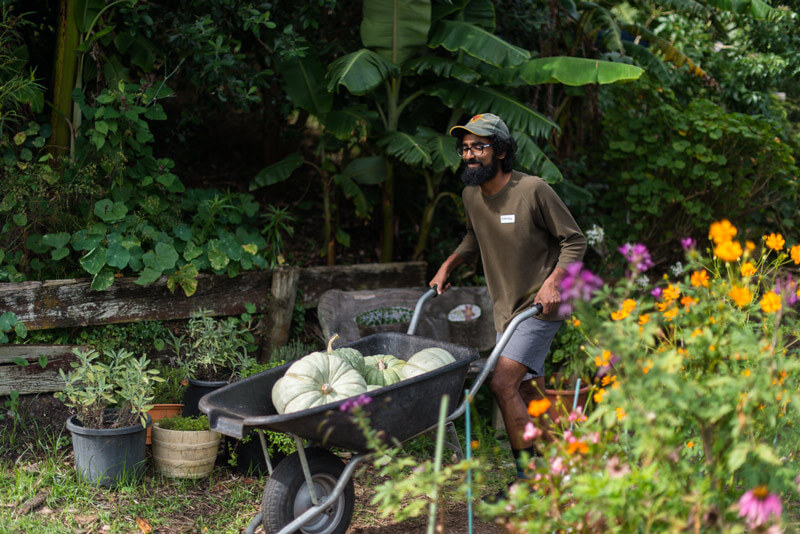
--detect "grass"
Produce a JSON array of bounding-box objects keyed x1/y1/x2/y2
[{"x1": 0, "y1": 393, "x2": 512, "y2": 533}]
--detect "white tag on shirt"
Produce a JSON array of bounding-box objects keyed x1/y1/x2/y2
[{"x1": 500, "y1": 214, "x2": 515, "y2": 224}]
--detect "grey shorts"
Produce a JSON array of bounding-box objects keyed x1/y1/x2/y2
[{"x1": 496, "y1": 316, "x2": 563, "y2": 380}]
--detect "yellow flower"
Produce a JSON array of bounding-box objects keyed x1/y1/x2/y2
[
  {"x1": 471, "y1": 440, "x2": 479, "y2": 450},
  {"x1": 528, "y1": 398, "x2": 551, "y2": 417},
  {"x1": 680, "y1": 296, "x2": 697, "y2": 309},
  {"x1": 740, "y1": 262, "x2": 756, "y2": 277},
  {"x1": 714, "y1": 240, "x2": 743, "y2": 262},
  {"x1": 746, "y1": 240, "x2": 756, "y2": 252},
  {"x1": 622, "y1": 299, "x2": 637, "y2": 313},
  {"x1": 764, "y1": 233, "x2": 785, "y2": 251},
  {"x1": 656, "y1": 302, "x2": 668, "y2": 312},
  {"x1": 602, "y1": 375, "x2": 617, "y2": 386},
  {"x1": 594, "y1": 350, "x2": 612, "y2": 367},
  {"x1": 611, "y1": 309, "x2": 629, "y2": 321},
  {"x1": 638, "y1": 314, "x2": 650, "y2": 325},
  {"x1": 791, "y1": 244, "x2": 800, "y2": 265},
  {"x1": 663, "y1": 284, "x2": 681, "y2": 302},
  {"x1": 663, "y1": 307, "x2": 679, "y2": 321},
  {"x1": 690, "y1": 270, "x2": 709, "y2": 287},
  {"x1": 593, "y1": 388, "x2": 605, "y2": 403},
  {"x1": 743, "y1": 369, "x2": 751, "y2": 377},
  {"x1": 760, "y1": 292, "x2": 781, "y2": 313},
  {"x1": 687, "y1": 441, "x2": 694, "y2": 448},
  {"x1": 709, "y1": 219, "x2": 737, "y2": 244},
  {"x1": 729, "y1": 285, "x2": 752, "y2": 307},
  {"x1": 691, "y1": 328, "x2": 703, "y2": 337}
]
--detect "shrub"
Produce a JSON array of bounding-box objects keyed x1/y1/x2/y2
[
  {"x1": 157, "y1": 414, "x2": 210, "y2": 431},
  {"x1": 484, "y1": 221, "x2": 800, "y2": 532}
]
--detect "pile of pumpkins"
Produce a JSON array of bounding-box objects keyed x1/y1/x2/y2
[{"x1": 272, "y1": 334, "x2": 456, "y2": 414}]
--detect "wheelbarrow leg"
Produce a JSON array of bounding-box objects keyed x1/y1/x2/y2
[{"x1": 444, "y1": 421, "x2": 464, "y2": 461}]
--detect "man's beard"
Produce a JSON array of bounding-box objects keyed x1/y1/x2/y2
[{"x1": 460, "y1": 157, "x2": 498, "y2": 186}]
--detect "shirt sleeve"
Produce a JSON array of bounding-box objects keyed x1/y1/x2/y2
[
  {"x1": 454, "y1": 198, "x2": 480, "y2": 264},
  {"x1": 532, "y1": 180, "x2": 587, "y2": 269}
]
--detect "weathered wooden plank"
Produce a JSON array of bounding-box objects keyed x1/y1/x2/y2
[
  {"x1": 0, "y1": 345, "x2": 86, "y2": 395},
  {"x1": 0, "y1": 262, "x2": 427, "y2": 330},
  {"x1": 261, "y1": 266, "x2": 300, "y2": 362}
]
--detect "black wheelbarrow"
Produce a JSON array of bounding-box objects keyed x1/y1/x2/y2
[{"x1": 200, "y1": 287, "x2": 542, "y2": 534}]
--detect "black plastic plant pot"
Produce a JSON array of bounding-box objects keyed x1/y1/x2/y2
[
  {"x1": 66, "y1": 413, "x2": 151, "y2": 487},
  {"x1": 183, "y1": 378, "x2": 229, "y2": 417},
  {"x1": 224, "y1": 431, "x2": 287, "y2": 476}
]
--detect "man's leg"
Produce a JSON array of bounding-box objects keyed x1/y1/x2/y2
[{"x1": 519, "y1": 376, "x2": 554, "y2": 443}]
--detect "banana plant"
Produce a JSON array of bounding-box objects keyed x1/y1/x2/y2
[{"x1": 326, "y1": 0, "x2": 643, "y2": 262}]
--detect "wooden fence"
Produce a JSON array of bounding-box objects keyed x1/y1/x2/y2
[{"x1": 0, "y1": 262, "x2": 427, "y2": 395}]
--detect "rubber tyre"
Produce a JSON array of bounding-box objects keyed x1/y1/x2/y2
[{"x1": 261, "y1": 448, "x2": 354, "y2": 534}]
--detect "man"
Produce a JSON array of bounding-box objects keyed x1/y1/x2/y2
[{"x1": 429, "y1": 113, "x2": 586, "y2": 481}]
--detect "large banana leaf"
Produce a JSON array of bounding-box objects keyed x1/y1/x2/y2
[
  {"x1": 464, "y1": 0, "x2": 497, "y2": 32},
  {"x1": 432, "y1": 0, "x2": 466, "y2": 21},
  {"x1": 513, "y1": 132, "x2": 563, "y2": 183},
  {"x1": 276, "y1": 53, "x2": 333, "y2": 117},
  {"x1": 250, "y1": 153, "x2": 304, "y2": 191},
  {"x1": 322, "y1": 108, "x2": 378, "y2": 141},
  {"x1": 341, "y1": 156, "x2": 387, "y2": 185},
  {"x1": 361, "y1": 0, "x2": 432, "y2": 66},
  {"x1": 519, "y1": 57, "x2": 643, "y2": 86},
  {"x1": 378, "y1": 131, "x2": 432, "y2": 166},
  {"x1": 327, "y1": 49, "x2": 399, "y2": 95},
  {"x1": 404, "y1": 56, "x2": 481, "y2": 83},
  {"x1": 577, "y1": 2, "x2": 624, "y2": 54},
  {"x1": 428, "y1": 20, "x2": 530, "y2": 68},
  {"x1": 702, "y1": 0, "x2": 774, "y2": 17},
  {"x1": 623, "y1": 42, "x2": 673, "y2": 84},
  {"x1": 427, "y1": 81, "x2": 559, "y2": 139},
  {"x1": 417, "y1": 126, "x2": 461, "y2": 173},
  {"x1": 620, "y1": 23, "x2": 707, "y2": 78}
]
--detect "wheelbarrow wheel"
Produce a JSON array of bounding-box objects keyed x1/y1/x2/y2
[{"x1": 261, "y1": 447, "x2": 354, "y2": 534}]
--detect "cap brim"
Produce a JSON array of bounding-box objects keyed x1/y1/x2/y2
[{"x1": 448, "y1": 125, "x2": 493, "y2": 137}]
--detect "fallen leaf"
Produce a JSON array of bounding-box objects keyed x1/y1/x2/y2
[
  {"x1": 75, "y1": 514, "x2": 99, "y2": 526},
  {"x1": 136, "y1": 516, "x2": 152, "y2": 533},
  {"x1": 37, "y1": 506, "x2": 53, "y2": 515}
]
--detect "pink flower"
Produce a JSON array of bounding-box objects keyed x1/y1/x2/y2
[
  {"x1": 738, "y1": 486, "x2": 782, "y2": 528},
  {"x1": 522, "y1": 422, "x2": 542, "y2": 441},
  {"x1": 589, "y1": 432, "x2": 600, "y2": 444},
  {"x1": 563, "y1": 430, "x2": 576, "y2": 444},
  {"x1": 550, "y1": 456, "x2": 564, "y2": 475},
  {"x1": 681, "y1": 237, "x2": 697, "y2": 251},
  {"x1": 568, "y1": 407, "x2": 585, "y2": 423}
]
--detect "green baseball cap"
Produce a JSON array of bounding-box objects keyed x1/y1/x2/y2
[{"x1": 449, "y1": 113, "x2": 511, "y2": 142}]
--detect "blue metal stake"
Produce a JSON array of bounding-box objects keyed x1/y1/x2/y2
[
  {"x1": 465, "y1": 389, "x2": 473, "y2": 534},
  {"x1": 569, "y1": 378, "x2": 582, "y2": 432}
]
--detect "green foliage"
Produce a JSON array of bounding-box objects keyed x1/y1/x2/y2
[
  {"x1": 156, "y1": 414, "x2": 210, "y2": 431},
  {"x1": 545, "y1": 320, "x2": 591, "y2": 387},
  {"x1": 486, "y1": 224, "x2": 800, "y2": 531},
  {"x1": 0, "y1": 7, "x2": 44, "y2": 136},
  {"x1": 590, "y1": 77, "x2": 799, "y2": 252},
  {"x1": 168, "y1": 310, "x2": 256, "y2": 382},
  {"x1": 150, "y1": 361, "x2": 186, "y2": 404},
  {"x1": 0, "y1": 312, "x2": 26, "y2": 343},
  {"x1": 55, "y1": 348, "x2": 160, "y2": 429},
  {"x1": 239, "y1": 358, "x2": 286, "y2": 379}
]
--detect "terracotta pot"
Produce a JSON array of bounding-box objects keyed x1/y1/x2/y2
[
  {"x1": 545, "y1": 379, "x2": 590, "y2": 424},
  {"x1": 146, "y1": 404, "x2": 184, "y2": 445}
]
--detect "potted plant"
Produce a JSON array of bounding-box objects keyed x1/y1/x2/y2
[
  {"x1": 544, "y1": 320, "x2": 592, "y2": 422},
  {"x1": 146, "y1": 361, "x2": 186, "y2": 445},
  {"x1": 168, "y1": 309, "x2": 256, "y2": 417},
  {"x1": 151, "y1": 414, "x2": 221, "y2": 479},
  {"x1": 56, "y1": 347, "x2": 159, "y2": 487}
]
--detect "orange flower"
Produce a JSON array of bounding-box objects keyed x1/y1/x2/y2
[
  {"x1": 663, "y1": 307, "x2": 679, "y2": 321},
  {"x1": 687, "y1": 441, "x2": 694, "y2": 448},
  {"x1": 601, "y1": 375, "x2": 617, "y2": 386},
  {"x1": 567, "y1": 440, "x2": 589, "y2": 455},
  {"x1": 615, "y1": 407, "x2": 626, "y2": 420},
  {"x1": 594, "y1": 350, "x2": 611, "y2": 367},
  {"x1": 760, "y1": 292, "x2": 781, "y2": 313},
  {"x1": 571, "y1": 317, "x2": 581, "y2": 327},
  {"x1": 709, "y1": 219, "x2": 737, "y2": 244},
  {"x1": 740, "y1": 262, "x2": 756, "y2": 277},
  {"x1": 714, "y1": 240, "x2": 743, "y2": 262},
  {"x1": 638, "y1": 314, "x2": 650, "y2": 325},
  {"x1": 690, "y1": 270, "x2": 709, "y2": 287},
  {"x1": 611, "y1": 309, "x2": 629, "y2": 321},
  {"x1": 680, "y1": 296, "x2": 697, "y2": 309},
  {"x1": 528, "y1": 398, "x2": 551, "y2": 417},
  {"x1": 791, "y1": 244, "x2": 800, "y2": 265},
  {"x1": 729, "y1": 285, "x2": 752, "y2": 307},
  {"x1": 622, "y1": 299, "x2": 637, "y2": 313},
  {"x1": 663, "y1": 284, "x2": 681, "y2": 302},
  {"x1": 593, "y1": 388, "x2": 605, "y2": 403},
  {"x1": 764, "y1": 233, "x2": 785, "y2": 251},
  {"x1": 746, "y1": 240, "x2": 756, "y2": 252}
]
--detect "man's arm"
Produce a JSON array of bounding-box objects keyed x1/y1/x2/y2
[
  {"x1": 429, "y1": 253, "x2": 466, "y2": 294},
  {"x1": 534, "y1": 266, "x2": 568, "y2": 315}
]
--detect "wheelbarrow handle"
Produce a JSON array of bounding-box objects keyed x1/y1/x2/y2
[
  {"x1": 448, "y1": 303, "x2": 543, "y2": 422},
  {"x1": 406, "y1": 285, "x2": 438, "y2": 336}
]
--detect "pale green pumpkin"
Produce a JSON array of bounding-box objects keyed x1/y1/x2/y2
[
  {"x1": 323, "y1": 333, "x2": 366, "y2": 375},
  {"x1": 400, "y1": 348, "x2": 456, "y2": 380},
  {"x1": 363, "y1": 354, "x2": 406, "y2": 386},
  {"x1": 271, "y1": 352, "x2": 367, "y2": 414}
]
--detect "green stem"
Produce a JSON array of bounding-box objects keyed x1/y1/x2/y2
[{"x1": 427, "y1": 394, "x2": 449, "y2": 534}]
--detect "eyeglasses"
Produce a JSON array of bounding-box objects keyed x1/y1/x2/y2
[{"x1": 456, "y1": 143, "x2": 492, "y2": 157}]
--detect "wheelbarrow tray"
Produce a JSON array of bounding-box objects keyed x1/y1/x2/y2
[{"x1": 200, "y1": 332, "x2": 479, "y2": 453}]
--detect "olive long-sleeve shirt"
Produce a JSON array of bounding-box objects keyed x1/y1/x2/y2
[{"x1": 454, "y1": 171, "x2": 587, "y2": 332}]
